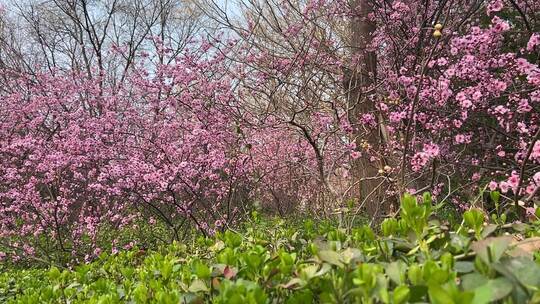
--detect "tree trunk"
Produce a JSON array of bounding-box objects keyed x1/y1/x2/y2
[{"x1": 347, "y1": 0, "x2": 389, "y2": 220}]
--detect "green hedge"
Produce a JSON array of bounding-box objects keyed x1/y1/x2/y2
[{"x1": 1, "y1": 194, "x2": 540, "y2": 303}]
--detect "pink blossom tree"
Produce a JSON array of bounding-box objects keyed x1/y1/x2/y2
[
  {"x1": 205, "y1": 0, "x2": 540, "y2": 219},
  {"x1": 1, "y1": 0, "x2": 540, "y2": 264},
  {"x1": 0, "y1": 44, "x2": 255, "y2": 263}
]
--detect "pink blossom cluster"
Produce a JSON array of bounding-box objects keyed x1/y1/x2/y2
[
  {"x1": 371, "y1": 1, "x2": 540, "y2": 206},
  {"x1": 0, "y1": 48, "x2": 255, "y2": 262},
  {"x1": 233, "y1": 0, "x2": 540, "y2": 212}
]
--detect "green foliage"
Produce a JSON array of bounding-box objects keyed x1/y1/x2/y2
[
  {"x1": 2, "y1": 194, "x2": 540, "y2": 303},
  {"x1": 463, "y1": 209, "x2": 484, "y2": 239}
]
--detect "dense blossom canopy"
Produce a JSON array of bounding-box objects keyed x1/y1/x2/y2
[{"x1": 0, "y1": 0, "x2": 539, "y2": 262}]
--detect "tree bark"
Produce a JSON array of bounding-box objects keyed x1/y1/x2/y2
[{"x1": 347, "y1": 0, "x2": 389, "y2": 220}]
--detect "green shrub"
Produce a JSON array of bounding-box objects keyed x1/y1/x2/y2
[{"x1": 1, "y1": 195, "x2": 540, "y2": 303}]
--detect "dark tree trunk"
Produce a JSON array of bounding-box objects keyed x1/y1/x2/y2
[{"x1": 347, "y1": 0, "x2": 390, "y2": 220}]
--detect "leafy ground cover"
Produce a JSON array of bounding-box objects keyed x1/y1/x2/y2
[{"x1": 1, "y1": 194, "x2": 540, "y2": 303}]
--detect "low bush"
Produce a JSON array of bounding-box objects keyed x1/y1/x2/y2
[{"x1": 1, "y1": 194, "x2": 540, "y2": 303}]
